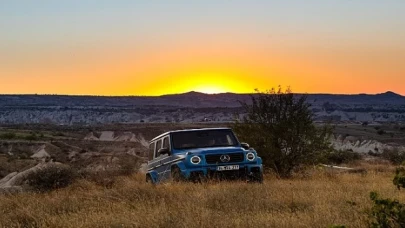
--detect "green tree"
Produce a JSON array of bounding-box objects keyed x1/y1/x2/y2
[{"x1": 233, "y1": 87, "x2": 333, "y2": 178}]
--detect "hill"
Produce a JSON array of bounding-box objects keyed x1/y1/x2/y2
[{"x1": 0, "y1": 91, "x2": 404, "y2": 124}]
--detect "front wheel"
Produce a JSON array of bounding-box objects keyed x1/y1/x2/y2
[
  {"x1": 248, "y1": 172, "x2": 263, "y2": 183},
  {"x1": 171, "y1": 167, "x2": 183, "y2": 182},
  {"x1": 146, "y1": 174, "x2": 153, "y2": 184}
]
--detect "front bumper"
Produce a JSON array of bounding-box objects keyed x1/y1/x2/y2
[{"x1": 183, "y1": 164, "x2": 262, "y2": 181}]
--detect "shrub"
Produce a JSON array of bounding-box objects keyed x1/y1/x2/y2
[
  {"x1": 377, "y1": 129, "x2": 386, "y2": 135},
  {"x1": 116, "y1": 156, "x2": 141, "y2": 176},
  {"x1": 368, "y1": 191, "x2": 405, "y2": 227},
  {"x1": 368, "y1": 150, "x2": 380, "y2": 157},
  {"x1": 0, "y1": 132, "x2": 16, "y2": 140},
  {"x1": 233, "y1": 87, "x2": 333, "y2": 178},
  {"x1": 23, "y1": 134, "x2": 39, "y2": 141},
  {"x1": 326, "y1": 150, "x2": 362, "y2": 165},
  {"x1": 26, "y1": 165, "x2": 76, "y2": 192},
  {"x1": 381, "y1": 148, "x2": 405, "y2": 165},
  {"x1": 80, "y1": 171, "x2": 116, "y2": 189},
  {"x1": 76, "y1": 156, "x2": 141, "y2": 188},
  {"x1": 53, "y1": 132, "x2": 65, "y2": 137},
  {"x1": 368, "y1": 168, "x2": 405, "y2": 227},
  {"x1": 394, "y1": 167, "x2": 405, "y2": 190}
]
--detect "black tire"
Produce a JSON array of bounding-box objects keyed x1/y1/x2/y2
[
  {"x1": 257, "y1": 172, "x2": 264, "y2": 183},
  {"x1": 248, "y1": 172, "x2": 264, "y2": 183},
  {"x1": 146, "y1": 174, "x2": 153, "y2": 184},
  {"x1": 171, "y1": 167, "x2": 183, "y2": 182}
]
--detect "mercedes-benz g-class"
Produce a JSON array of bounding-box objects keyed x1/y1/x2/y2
[{"x1": 146, "y1": 128, "x2": 263, "y2": 183}]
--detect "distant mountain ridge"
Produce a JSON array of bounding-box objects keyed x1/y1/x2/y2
[
  {"x1": 1, "y1": 90, "x2": 403, "y2": 97},
  {"x1": 0, "y1": 91, "x2": 404, "y2": 107},
  {"x1": 0, "y1": 91, "x2": 404, "y2": 124}
]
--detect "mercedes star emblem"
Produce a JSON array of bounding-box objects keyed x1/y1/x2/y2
[{"x1": 220, "y1": 154, "x2": 231, "y2": 162}]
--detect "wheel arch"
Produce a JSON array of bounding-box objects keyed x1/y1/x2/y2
[{"x1": 146, "y1": 170, "x2": 158, "y2": 183}]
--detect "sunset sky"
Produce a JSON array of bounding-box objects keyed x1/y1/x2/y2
[{"x1": 1, "y1": 1, "x2": 404, "y2": 95}]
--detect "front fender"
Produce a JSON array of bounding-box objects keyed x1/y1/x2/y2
[
  {"x1": 147, "y1": 170, "x2": 159, "y2": 183},
  {"x1": 256, "y1": 157, "x2": 263, "y2": 165},
  {"x1": 172, "y1": 160, "x2": 187, "y2": 172}
]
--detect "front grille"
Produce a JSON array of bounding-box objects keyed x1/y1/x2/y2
[{"x1": 205, "y1": 153, "x2": 244, "y2": 164}]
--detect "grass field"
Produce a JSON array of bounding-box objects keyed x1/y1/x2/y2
[
  {"x1": 0, "y1": 163, "x2": 402, "y2": 228},
  {"x1": 1, "y1": 123, "x2": 405, "y2": 227}
]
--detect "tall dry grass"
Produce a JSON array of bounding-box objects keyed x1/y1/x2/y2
[{"x1": 0, "y1": 166, "x2": 402, "y2": 228}]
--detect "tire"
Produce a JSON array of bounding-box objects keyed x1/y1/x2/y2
[
  {"x1": 171, "y1": 167, "x2": 183, "y2": 182},
  {"x1": 146, "y1": 174, "x2": 153, "y2": 184},
  {"x1": 257, "y1": 172, "x2": 264, "y2": 183},
  {"x1": 248, "y1": 172, "x2": 263, "y2": 183}
]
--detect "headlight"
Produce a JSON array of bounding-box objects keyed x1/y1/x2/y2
[
  {"x1": 246, "y1": 152, "x2": 255, "y2": 161},
  {"x1": 190, "y1": 156, "x2": 201, "y2": 164}
]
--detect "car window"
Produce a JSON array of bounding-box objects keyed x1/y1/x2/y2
[
  {"x1": 155, "y1": 139, "x2": 162, "y2": 158},
  {"x1": 172, "y1": 130, "x2": 238, "y2": 149},
  {"x1": 148, "y1": 142, "x2": 155, "y2": 161},
  {"x1": 226, "y1": 135, "x2": 234, "y2": 145},
  {"x1": 163, "y1": 137, "x2": 169, "y2": 149}
]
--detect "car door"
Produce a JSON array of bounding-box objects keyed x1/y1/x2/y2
[
  {"x1": 159, "y1": 136, "x2": 173, "y2": 180},
  {"x1": 153, "y1": 138, "x2": 173, "y2": 182}
]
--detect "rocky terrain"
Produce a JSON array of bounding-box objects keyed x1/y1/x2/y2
[
  {"x1": 0, "y1": 122, "x2": 404, "y2": 190},
  {"x1": 0, "y1": 90, "x2": 405, "y2": 192},
  {"x1": 0, "y1": 123, "x2": 224, "y2": 189},
  {"x1": 1, "y1": 91, "x2": 404, "y2": 125}
]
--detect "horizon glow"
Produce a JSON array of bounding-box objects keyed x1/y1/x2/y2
[{"x1": 1, "y1": 1, "x2": 404, "y2": 95}]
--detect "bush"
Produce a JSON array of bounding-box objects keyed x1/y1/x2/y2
[
  {"x1": 26, "y1": 165, "x2": 76, "y2": 192},
  {"x1": 117, "y1": 156, "x2": 141, "y2": 176},
  {"x1": 233, "y1": 87, "x2": 333, "y2": 178},
  {"x1": 377, "y1": 129, "x2": 386, "y2": 135},
  {"x1": 79, "y1": 171, "x2": 116, "y2": 189},
  {"x1": 381, "y1": 148, "x2": 405, "y2": 165},
  {"x1": 0, "y1": 132, "x2": 16, "y2": 140},
  {"x1": 368, "y1": 168, "x2": 405, "y2": 227},
  {"x1": 368, "y1": 191, "x2": 405, "y2": 227},
  {"x1": 393, "y1": 167, "x2": 405, "y2": 190},
  {"x1": 326, "y1": 150, "x2": 362, "y2": 165},
  {"x1": 53, "y1": 132, "x2": 65, "y2": 137},
  {"x1": 23, "y1": 134, "x2": 39, "y2": 141},
  {"x1": 368, "y1": 150, "x2": 380, "y2": 157}
]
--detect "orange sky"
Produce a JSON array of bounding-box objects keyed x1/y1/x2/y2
[{"x1": 1, "y1": 1, "x2": 404, "y2": 95}]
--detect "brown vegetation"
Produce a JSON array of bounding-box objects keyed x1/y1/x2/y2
[
  {"x1": 1, "y1": 123, "x2": 405, "y2": 227},
  {"x1": 0, "y1": 164, "x2": 402, "y2": 227}
]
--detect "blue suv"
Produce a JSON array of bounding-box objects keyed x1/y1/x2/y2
[{"x1": 146, "y1": 128, "x2": 263, "y2": 183}]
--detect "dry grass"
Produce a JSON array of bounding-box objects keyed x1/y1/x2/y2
[{"x1": 0, "y1": 166, "x2": 403, "y2": 228}]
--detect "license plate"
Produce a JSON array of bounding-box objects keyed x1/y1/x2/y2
[{"x1": 217, "y1": 165, "x2": 239, "y2": 171}]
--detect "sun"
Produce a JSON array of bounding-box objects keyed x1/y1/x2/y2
[
  {"x1": 157, "y1": 71, "x2": 244, "y2": 95},
  {"x1": 192, "y1": 85, "x2": 227, "y2": 94},
  {"x1": 184, "y1": 72, "x2": 232, "y2": 94}
]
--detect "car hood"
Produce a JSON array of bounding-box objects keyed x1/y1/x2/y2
[{"x1": 181, "y1": 146, "x2": 245, "y2": 155}]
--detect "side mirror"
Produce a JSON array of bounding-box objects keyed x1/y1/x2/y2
[
  {"x1": 158, "y1": 148, "x2": 170, "y2": 155},
  {"x1": 240, "y1": 142, "x2": 250, "y2": 150}
]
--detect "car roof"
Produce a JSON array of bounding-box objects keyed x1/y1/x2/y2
[{"x1": 149, "y1": 127, "x2": 232, "y2": 143}]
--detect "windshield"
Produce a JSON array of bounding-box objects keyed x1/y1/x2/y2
[{"x1": 171, "y1": 129, "x2": 239, "y2": 149}]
